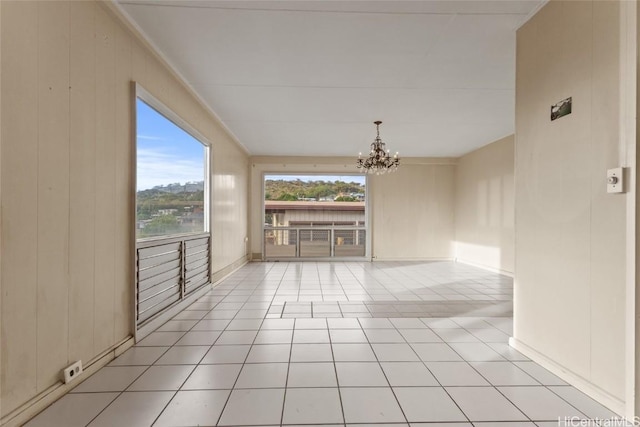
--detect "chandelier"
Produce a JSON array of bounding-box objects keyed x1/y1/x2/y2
[{"x1": 357, "y1": 121, "x2": 400, "y2": 175}]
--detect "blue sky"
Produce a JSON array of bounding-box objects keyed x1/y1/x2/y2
[
  {"x1": 136, "y1": 99, "x2": 205, "y2": 191},
  {"x1": 136, "y1": 99, "x2": 367, "y2": 191}
]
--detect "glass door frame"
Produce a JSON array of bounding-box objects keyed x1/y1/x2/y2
[{"x1": 261, "y1": 172, "x2": 371, "y2": 261}]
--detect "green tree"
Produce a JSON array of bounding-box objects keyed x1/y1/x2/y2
[
  {"x1": 277, "y1": 193, "x2": 298, "y2": 201},
  {"x1": 334, "y1": 196, "x2": 357, "y2": 202},
  {"x1": 141, "y1": 215, "x2": 179, "y2": 237}
]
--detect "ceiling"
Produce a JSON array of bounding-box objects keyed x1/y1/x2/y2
[{"x1": 118, "y1": 0, "x2": 545, "y2": 157}]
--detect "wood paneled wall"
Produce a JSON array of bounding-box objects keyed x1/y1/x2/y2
[
  {"x1": 0, "y1": 1, "x2": 249, "y2": 418},
  {"x1": 454, "y1": 135, "x2": 514, "y2": 274},
  {"x1": 370, "y1": 163, "x2": 455, "y2": 260},
  {"x1": 514, "y1": 0, "x2": 626, "y2": 406}
]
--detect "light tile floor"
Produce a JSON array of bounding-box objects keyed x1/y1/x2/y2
[{"x1": 27, "y1": 261, "x2": 623, "y2": 426}]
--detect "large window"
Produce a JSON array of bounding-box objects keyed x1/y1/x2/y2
[
  {"x1": 136, "y1": 92, "x2": 209, "y2": 240},
  {"x1": 263, "y1": 174, "x2": 367, "y2": 259}
]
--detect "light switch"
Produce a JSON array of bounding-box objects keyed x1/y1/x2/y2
[{"x1": 607, "y1": 167, "x2": 624, "y2": 193}]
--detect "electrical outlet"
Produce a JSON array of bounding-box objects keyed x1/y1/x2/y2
[
  {"x1": 607, "y1": 167, "x2": 624, "y2": 194},
  {"x1": 62, "y1": 361, "x2": 83, "y2": 384}
]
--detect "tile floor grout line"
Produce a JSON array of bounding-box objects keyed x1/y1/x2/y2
[
  {"x1": 214, "y1": 290, "x2": 270, "y2": 427},
  {"x1": 149, "y1": 390, "x2": 180, "y2": 426},
  {"x1": 536, "y1": 382, "x2": 591, "y2": 421},
  {"x1": 80, "y1": 343, "x2": 176, "y2": 426},
  {"x1": 278, "y1": 320, "x2": 296, "y2": 426},
  {"x1": 146, "y1": 297, "x2": 233, "y2": 427},
  {"x1": 386, "y1": 317, "x2": 473, "y2": 425},
  {"x1": 359, "y1": 317, "x2": 411, "y2": 425},
  {"x1": 426, "y1": 317, "x2": 590, "y2": 420},
  {"x1": 440, "y1": 337, "x2": 534, "y2": 423},
  {"x1": 327, "y1": 320, "x2": 348, "y2": 425},
  {"x1": 80, "y1": 393, "x2": 121, "y2": 427},
  {"x1": 335, "y1": 261, "x2": 350, "y2": 310},
  {"x1": 258, "y1": 261, "x2": 285, "y2": 320},
  {"x1": 192, "y1": 268, "x2": 257, "y2": 425}
]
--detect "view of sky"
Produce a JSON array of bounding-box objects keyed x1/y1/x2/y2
[
  {"x1": 136, "y1": 98, "x2": 205, "y2": 191},
  {"x1": 136, "y1": 99, "x2": 366, "y2": 192},
  {"x1": 265, "y1": 174, "x2": 366, "y2": 186}
]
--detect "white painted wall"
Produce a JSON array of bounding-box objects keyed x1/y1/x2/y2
[
  {"x1": 454, "y1": 135, "x2": 514, "y2": 274},
  {"x1": 513, "y1": 0, "x2": 629, "y2": 413}
]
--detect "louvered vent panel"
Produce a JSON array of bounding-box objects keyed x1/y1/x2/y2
[{"x1": 136, "y1": 233, "x2": 210, "y2": 327}]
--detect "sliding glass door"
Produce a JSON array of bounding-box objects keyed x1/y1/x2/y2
[{"x1": 263, "y1": 174, "x2": 368, "y2": 260}]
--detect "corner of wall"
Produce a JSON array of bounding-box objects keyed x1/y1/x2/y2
[{"x1": 453, "y1": 135, "x2": 515, "y2": 275}]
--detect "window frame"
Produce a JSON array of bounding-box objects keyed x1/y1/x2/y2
[{"x1": 134, "y1": 83, "x2": 211, "y2": 242}]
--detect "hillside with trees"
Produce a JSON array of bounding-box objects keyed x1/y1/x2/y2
[
  {"x1": 136, "y1": 181, "x2": 205, "y2": 238},
  {"x1": 265, "y1": 179, "x2": 365, "y2": 201},
  {"x1": 137, "y1": 188, "x2": 204, "y2": 220}
]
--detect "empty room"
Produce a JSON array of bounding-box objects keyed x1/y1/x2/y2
[{"x1": 1, "y1": 0, "x2": 638, "y2": 426}]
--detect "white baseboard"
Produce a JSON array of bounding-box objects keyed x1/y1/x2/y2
[
  {"x1": 455, "y1": 258, "x2": 514, "y2": 277},
  {"x1": 137, "y1": 256, "x2": 249, "y2": 341},
  {"x1": 1, "y1": 336, "x2": 135, "y2": 427},
  {"x1": 509, "y1": 337, "x2": 625, "y2": 416},
  {"x1": 211, "y1": 256, "x2": 249, "y2": 285},
  {"x1": 372, "y1": 257, "x2": 453, "y2": 262},
  {"x1": 135, "y1": 283, "x2": 213, "y2": 341}
]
